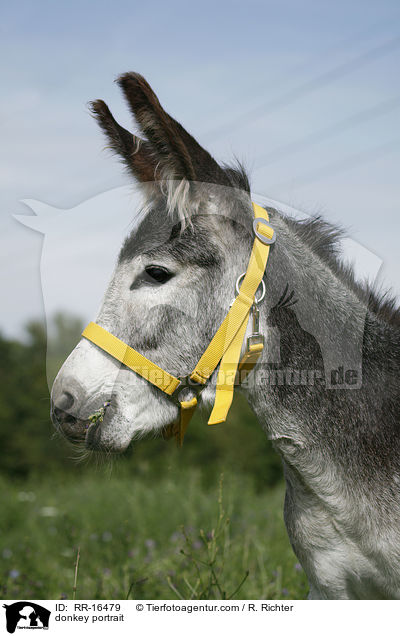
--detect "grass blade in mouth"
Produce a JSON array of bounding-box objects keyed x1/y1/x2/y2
[{"x1": 86, "y1": 401, "x2": 111, "y2": 429}]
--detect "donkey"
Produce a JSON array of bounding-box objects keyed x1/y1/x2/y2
[{"x1": 51, "y1": 73, "x2": 400, "y2": 599}]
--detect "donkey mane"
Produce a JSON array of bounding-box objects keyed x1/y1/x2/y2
[
  {"x1": 221, "y1": 160, "x2": 251, "y2": 193},
  {"x1": 223, "y1": 159, "x2": 400, "y2": 329},
  {"x1": 287, "y1": 215, "x2": 400, "y2": 328}
]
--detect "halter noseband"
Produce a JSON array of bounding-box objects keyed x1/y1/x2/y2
[{"x1": 81, "y1": 202, "x2": 275, "y2": 445}]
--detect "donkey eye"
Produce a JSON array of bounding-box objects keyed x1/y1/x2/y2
[{"x1": 144, "y1": 265, "x2": 173, "y2": 284}]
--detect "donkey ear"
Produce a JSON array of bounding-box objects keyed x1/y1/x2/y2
[
  {"x1": 116, "y1": 72, "x2": 230, "y2": 187},
  {"x1": 89, "y1": 99, "x2": 157, "y2": 182}
]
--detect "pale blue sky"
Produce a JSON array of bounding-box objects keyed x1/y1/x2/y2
[{"x1": 1, "y1": 0, "x2": 400, "y2": 337}]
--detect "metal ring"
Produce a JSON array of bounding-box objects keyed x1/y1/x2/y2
[
  {"x1": 235, "y1": 273, "x2": 266, "y2": 305},
  {"x1": 253, "y1": 217, "x2": 276, "y2": 245},
  {"x1": 171, "y1": 377, "x2": 204, "y2": 406}
]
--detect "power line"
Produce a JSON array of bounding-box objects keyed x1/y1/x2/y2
[
  {"x1": 254, "y1": 95, "x2": 400, "y2": 170},
  {"x1": 203, "y1": 35, "x2": 400, "y2": 142},
  {"x1": 205, "y1": 15, "x2": 399, "y2": 120},
  {"x1": 267, "y1": 139, "x2": 400, "y2": 192}
]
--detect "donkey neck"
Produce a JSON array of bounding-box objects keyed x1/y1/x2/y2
[
  {"x1": 245, "y1": 210, "x2": 400, "y2": 484},
  {"x1": 239, "y1": 211, "x2": 400, "y2": 596}
]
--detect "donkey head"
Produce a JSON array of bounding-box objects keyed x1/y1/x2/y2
[{"x1": 51, "y1": 73, "x2": 258, "y2": 451}]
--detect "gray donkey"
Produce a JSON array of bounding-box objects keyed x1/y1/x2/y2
[{"x1": 51, "y1": 73, "x2": 400, "y2": 600}]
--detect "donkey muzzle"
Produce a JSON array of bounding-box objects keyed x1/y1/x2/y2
[{"x1": 50, "y1": 377, "x2": 90, "y2": 443}]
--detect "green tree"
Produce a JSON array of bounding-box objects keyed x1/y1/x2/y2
[{"x1": 0, "y1": 314, "x2": 283, "y2": 489}]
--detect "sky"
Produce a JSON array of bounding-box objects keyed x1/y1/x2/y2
[{"x1": 1, "y1": 0, "x2": 399, "y2": 338}]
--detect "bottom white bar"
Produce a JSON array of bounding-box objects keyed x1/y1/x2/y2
[{"x1": 1, "y1": 599, "x2": 397, "y2": 636}]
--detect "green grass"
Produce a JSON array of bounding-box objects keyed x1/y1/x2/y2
[{"x1": 0, "y1": 466, "x2": 308, "y2": 600}]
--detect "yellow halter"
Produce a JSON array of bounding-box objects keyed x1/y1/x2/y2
[{"x1": 82, "y1": 202, "x2": 275, "y2": 445}]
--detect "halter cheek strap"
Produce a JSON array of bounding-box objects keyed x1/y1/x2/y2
[{"x1": 81, "y1": 202, "x2": 275, "y2": 446}]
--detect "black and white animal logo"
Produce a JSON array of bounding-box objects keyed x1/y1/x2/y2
[{"x1": 3, "y1": 602, "x2": 50, "y2": 633}]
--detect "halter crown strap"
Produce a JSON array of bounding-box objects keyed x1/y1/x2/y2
[
  {"x1": 196, "y1": 202, "x2": 273, "y2": 425},
  {"x1": 81, "y1": 201, "x2": 275, "y2": 445}
]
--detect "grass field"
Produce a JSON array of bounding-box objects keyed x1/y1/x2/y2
[{"x1": 0, "y1": 464, "x2": 308, "y2": 600}]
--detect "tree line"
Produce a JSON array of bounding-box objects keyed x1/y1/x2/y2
[{"x1": 0, "y1": 314, "x2": 283, "y2": 489}]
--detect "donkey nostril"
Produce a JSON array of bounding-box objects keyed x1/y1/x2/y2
[
  {"x1": 51, "y1": 379, "x2": 88, "y2": 441},
  {"x1": 56, "y1": 391, "x2": 75, "y2": 411}
]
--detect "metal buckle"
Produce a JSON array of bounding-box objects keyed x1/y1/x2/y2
[{"x1": 253, "y1": 217, "x2": 276, "y2": 245}]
